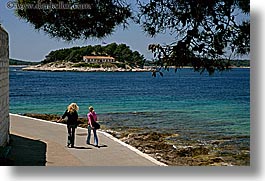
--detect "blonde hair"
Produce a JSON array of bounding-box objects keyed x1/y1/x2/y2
[{"x1": 67, "y1": 103, "x2": 79, "y2": 113}]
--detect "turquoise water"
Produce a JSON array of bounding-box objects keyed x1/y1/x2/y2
[{"x1": 9, "y1": 67, "x2": 250, "y2": 142}]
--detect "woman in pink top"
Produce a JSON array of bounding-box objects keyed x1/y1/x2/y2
[{"x1": 87, "y1": 106, "x2": 99, "y2": 147}]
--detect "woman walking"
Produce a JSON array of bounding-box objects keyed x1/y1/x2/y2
[
  {"x1": 87, "y1": 106, "x2": 99, "y2": 147},
  {"x1": 58, "y1": 103, "x2": 79, "y2": 148}
]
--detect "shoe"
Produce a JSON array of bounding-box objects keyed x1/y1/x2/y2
[{"x1": 71, "y1": 145, "x2": 74, "y2": 148}]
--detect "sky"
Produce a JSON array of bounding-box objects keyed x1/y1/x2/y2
[
  {"x1": 0, "y1": 0, "x2": 250, "y2": 62},
  {"x1": 0, "y1": 0, "x2": 175, "y2": 62}
]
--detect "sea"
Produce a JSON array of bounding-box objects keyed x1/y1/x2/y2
[{"x1": 9, "y1": 66, "x2": 250, "y2": 144}]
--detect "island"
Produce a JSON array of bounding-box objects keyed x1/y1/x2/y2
[{"x1": 22, "y1": 43, "x2": 155, "y2": 72}]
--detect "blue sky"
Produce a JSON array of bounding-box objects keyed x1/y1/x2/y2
[
  {"x1": 0, "y1": 0, "x2": 250, "y2": 62},
  {"x1": 0, "y1": 0, "x2": 175, "y2": 62}
]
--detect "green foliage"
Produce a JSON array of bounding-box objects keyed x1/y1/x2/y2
[
  {"x1": 43, "y1": 48, "x2": 72, "y2": 64},
  {"x1": 42, "y1": 43, "x2": 145, "y2": 67},
  {"x1": 15, "y1": 0, "x2": 131, "y2": 41},
  {"x1": 114, "y1": 62, "x2": 126, "y2": 68},
  {"x1": 138, "y1": 0, "x2": 250, "y2": 75},
  {"x1": 89, "y1": 64, "x2": 101, "y2": 68},
  {"x1": 102, "y1": 62, "x2": 116, "y2": 68}
]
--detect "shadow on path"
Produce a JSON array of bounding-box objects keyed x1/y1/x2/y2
[
  {"x1": 87, "y1": 144, "x2": 108, "y2": 148},
  {"x1": 6, "y1": 134, "x2": 47, "y2": 166},
  {"x1": 73, "y1": 146, "x2": 92, "y2": 150}
]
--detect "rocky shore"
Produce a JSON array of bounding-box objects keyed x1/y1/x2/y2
[
  {"x1": 22, "y1": 61, "x2": 154, "y2": 72},
  {"x1": 23, "y1": 113, "x2": 250, "y2": 166}
]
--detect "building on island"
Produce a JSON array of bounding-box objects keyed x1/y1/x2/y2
[{"x1": 83, "y1": 56, "x2": 115, "y2": 63}]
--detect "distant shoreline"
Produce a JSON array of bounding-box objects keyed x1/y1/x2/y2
[{"x1": 9, "y1": 65, "x2": 28, "y2": 67}]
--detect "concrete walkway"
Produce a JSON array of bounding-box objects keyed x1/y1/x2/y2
[{"x1": 8, "y1": 114, "x2": 167, "y2": 166}]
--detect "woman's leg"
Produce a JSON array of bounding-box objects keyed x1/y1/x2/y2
[
  {"x1": 71, "y1": 126, "x2": 75, "y2": 147},
  {"x1": 86, "y1": 125, "x2": 91, "y2": 144},
  {"x1": 93, "y1": 129, "x2": 98, "y2": 146},
  {"x1": 67, "y1": 126, "x2": 71, "y2": 147}
]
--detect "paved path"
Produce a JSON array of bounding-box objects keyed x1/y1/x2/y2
[{"x1": 8, "y1": 114, "x2": 166, "y2": 166}]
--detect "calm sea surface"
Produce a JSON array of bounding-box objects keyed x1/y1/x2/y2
[{"x1": 9, "y1": 67, "x2": 250, "y2": 142}]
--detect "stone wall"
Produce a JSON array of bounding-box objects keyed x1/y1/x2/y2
[{"x1": 0, "y1": 26, "x2": 9, "y2": 147}]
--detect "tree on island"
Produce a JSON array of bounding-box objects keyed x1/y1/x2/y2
[
  {"x1": 15, "y1": 0, "x2": 249, "y2": 75},
  {"x1": 42, "y1": 43, "x2": 146, "y2": 67}
]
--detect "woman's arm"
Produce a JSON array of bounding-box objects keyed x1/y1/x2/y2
[{"x1": 58, "y1": 110, "x2": 67, "y2": 122}]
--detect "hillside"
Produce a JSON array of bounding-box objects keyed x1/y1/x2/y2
[
  {"x1": 229, "y1": 59, "x2": 250, "y2": 67},
  {"x1": 9, "y1": 59, "x2": 40, "y2": 65}
]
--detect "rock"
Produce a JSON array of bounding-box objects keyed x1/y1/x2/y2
[
  {"x1": 176, "y1": 146, "x2": 210, "y2": 157},
  {"x1": 143, "y1": 132, "x2": 161, "y2": 141},
  {"x1": 22, "y1": 62, "x2": 153, "y2": 72},
  {"x1": 210, "y1": 157, "x2": 224, "y2": 163},
  {"x1": 143, "y1": 150, "x2": 152, "y2": 154}
]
